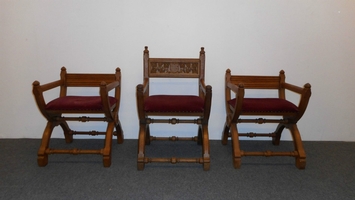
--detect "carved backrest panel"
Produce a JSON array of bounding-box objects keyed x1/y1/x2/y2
[
  {"x1": 148, "y1": 58, "x2": 200, "y2": 78},
  {"x1": 143, "y1": 46, "x2": 205, "y2": 79}
]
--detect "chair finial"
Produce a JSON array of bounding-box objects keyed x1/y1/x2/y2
[
  {"x1": 304, "y1": 83, "x2": 311, "y2": 88},
  {"x1": 32, "y1": 80, "x2": 40, "y2": 86},
  {"x1": 200, "y1": 47, "x2": 205, "y2": 54}
]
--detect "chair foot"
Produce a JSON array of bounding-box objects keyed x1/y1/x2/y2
[
  {"x1": 221, "y1": 139, "x2": 228, "y2": 145},
  {"x1": 296, "y1": 157, "x2": 306, "y2": 169},
  {"x1": 64, "y1": 135, "x2": 73, "y2": 144},
  {"x1": 233, "y1": 157, "x2": 241, "y2": 169},
  {"x1": 145, "y1": 137, "x2": 151, "y2": 145},
  {"x1": 203, "y1": 162, "x2": 210, "y2": 171},
  {"x1": 221, "y1": 123, "x2": 230, "y2": 145},
  {"x1": 272, "y1": 139, "x2": 280, "y2": 146},
  {"x1": 103, "y1": 156, "x2": 111, "y2": 167},
  {"x1": 37, "y1": 155, "x2": 48, "y2": 167},
  {"x1": 115, "y1": 131, "x2": 124, "y2": 144},
  {"x1": 197, "y1": 127, "x2": 203, "y2": 145},
  {"x1": 137, "y1": 162, "x2": 145, "y2": 171}
]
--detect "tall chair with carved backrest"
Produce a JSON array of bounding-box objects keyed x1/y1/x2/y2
[
  {"x1": 136, "y1": 46, "x2": 212, "y2": 170},
  {"x1": 221, "y1": 69, "x2": 311, "y2": 169},
  {"x1": 32, "y1": 67, "x2": 124, "y2": 167}
]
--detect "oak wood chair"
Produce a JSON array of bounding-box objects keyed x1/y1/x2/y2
[
  {"x1": 136, "y1": 46, "x2": 212, "y2": 170},
  {"x1": 221, "y1": 69, "x2": 311, "y2": 169},
  {"x1": 32, "y1": 67, "x2": 124, "y2": 167}
]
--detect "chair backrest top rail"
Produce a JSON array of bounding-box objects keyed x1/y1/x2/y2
[
  {"x1": 230, "y1": 75, "x2": 281, "y2": 89},
  {"x1": 65, "y1": 74, "x2": 117, "y2": 87}
]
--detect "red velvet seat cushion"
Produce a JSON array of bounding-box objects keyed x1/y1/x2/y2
[
  {"x1": 144, "y1": 95, "x2": 204, "y2": 112},
  {"x1": 228, "y1": 98, "x2": 299, "y2": 113},
  {"x1": 46, "y1": 96, "x2": 117, "y2": 111}
]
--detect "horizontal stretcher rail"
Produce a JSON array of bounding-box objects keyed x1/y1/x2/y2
[
  {"x1": 45, "y1": 148, "x2": 102, "y2": 155},
  {"x1": 238, "y1": 118, "x2": 287, "y2": 124},
  {"x1": 143, "y1": 157, "x2": 205, "y2": 164},
  {"x1": 150, "y1": 136, "x2": 198, "y2": 142},
  {"x1": 56, "y1": 116, "x2": 109, "y2": 122},
  {"x1": 238, "y1": 132, "x2": 276, "y2": 138},
  {"x1": 241, "y1": 150, "x2": 299, "y2": 157},
  {"x1": 69, "y1": 131, "x2": 107, "y2": 136},
  {"x1": 146, "y1": 118, "x2": 202, "y2": 124}
]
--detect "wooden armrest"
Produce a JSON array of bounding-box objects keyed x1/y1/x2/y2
[
  {"x1": 284, "y1": 82, "x2": 311, "y2": 121},
  {"x1": 227, "y1": 82, "x2": 244, "y2": 94},
  {"x1": 32, "y1": 80, "x2": 63, "y2": 120},
  {"x1": 102, "y1": 80, "x2": 120, "y2": 92},
  {"x1": 135, "y1": 79, "x2": 149, "y2": 99},
  {"x1": 199, "y1": 80, "x2": 207, "y2": 94},
  {"x1": 284, "y1": 82, "x2": 306, "y2": 94},
  {"x1": 142, "y1": 79, "x2": 149, "y2": 94},
  {"x1": 99, "y1": 80, "x2": 121, "y2": 120},
  {"x1": 136, "y1": 83, "x2": 148, "y2": 96},
  {"x1": 202, "y1": 84, "x2": 212, "y2": 122},
  {"x1": 32, "y1": 80, "x2": 62, "y2": 93},
  {"x1": 224, "y1": 81, "x2": 245, "y2": 123},
  {"x1": 200, "y1": 79, "x2": 206, "y2": 88},
  {"x1": 136, "y1": 82, "x2": 148, "y2": 121}
]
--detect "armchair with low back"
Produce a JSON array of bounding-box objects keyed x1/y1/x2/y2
[
  {"x1": 221, "y1": 69, "x2": 311, "y2": 169},
  {"x1": 32, "y1": 67, "x2": 124, "y2": 167}
]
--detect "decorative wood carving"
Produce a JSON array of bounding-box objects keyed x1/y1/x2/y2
[
  {"x1": 148, "y1": 59, "x2": 200, "y2": 78},
  {"x1": 150, "y1": 62, "x2": 199, "y2": 74}
]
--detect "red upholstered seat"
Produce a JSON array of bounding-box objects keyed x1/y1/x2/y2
[
  {"x1": 46, "y1": 96, "x2": 117, "y2": 111},
  {"x1": 144, "y1": 95, "x2": 204, "y2": 113},
  {"x1": 228, "y1": 98, "x2": 299, "y2": 113}
]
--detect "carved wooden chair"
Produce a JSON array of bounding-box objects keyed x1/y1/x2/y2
[
  {"x1": 221, "y1": 69, "x2": 311, "y2": 169},
  {"x1": 32, "y1": 67, "x2": 124, "y2": 167},
  {"x1": 136, "y1": 46, "x2": 212, "y2": 170}
]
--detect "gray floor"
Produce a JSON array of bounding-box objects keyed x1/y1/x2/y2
[{"x1": 1, "y1": 139, "x2": 354, "y2": 200}]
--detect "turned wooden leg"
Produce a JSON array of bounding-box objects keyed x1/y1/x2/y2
[
  {"x1": 137, "y1": 163, "x2": 145, "y2": 171},
  {"x1": 37, "y1": 155, "x2": 48, "y2": 167},
  {"x1": 272, "y1": 123, "x2": 286, "y2": 146},
  {"x1": 37, "y1": 122, "x2": 55, "y2": 167},
  {"x1": 296, "y1": 157, "x2": 306, "y2": 169},
  {"x1": 102, "y1": 122, "x2": 114, "y2": 167},
  {"x1": 203, "y1": 162, "x2": 210, "y2": 171},
  {"x1": 115, "y1": 120, "x2": 124, "y2": 144},
  {"x1": 103, "y1": 156, "x2": 111, "y2": 167},
  {"x1": 230, "y1": 124, "x2": 242, "y2": 169},
  {"x1": 59, "y1": 121, "x2": 73, "y2": 144},
  {"x1": 137, "y1": 124, "x2": 146, "y2": 170},
  {"x1": 221, "y1": 122, "x2": 230, "y2": 145},
  {"x1": 197, "y1": 126, "x2": 202, "y2": 145},
  {"x1": 289, "y1": 124, "x2": 306, "y2": 169},
  {"x1": 233, "y1": 157, "x2": 242, "y2": 169},
  {"x1": 201, "y1": 124, "x2": 210, "y2": 171},
  {"x1": 145, "y1": 124, "x2": 151, "y2": 145}
]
